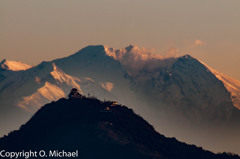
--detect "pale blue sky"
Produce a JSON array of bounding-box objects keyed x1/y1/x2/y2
[{"x1": 1, "y1": 0, "x2": 240, "y2": 80}]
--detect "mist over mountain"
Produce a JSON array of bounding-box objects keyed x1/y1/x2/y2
[
  {"x1": 1, "y1": 95, "x2": 239, "y2": 159},
  {"x1": 0, "y1": 45, "x2": 240, "y2": 154}
]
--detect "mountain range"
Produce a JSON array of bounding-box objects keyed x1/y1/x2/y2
[
  {"x1": 0, "y1": 45, "x2": 240, "y2": 154},
  {"x1": 0, "y1": 94, "x2": 239, "y2": 159}
]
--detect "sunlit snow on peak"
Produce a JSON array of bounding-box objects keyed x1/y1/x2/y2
[
  {"x1": 0, "y1": 59, "x2": 32, "y2": 71},
  {"x1": 18, "y1": 82, "x2": 65, "y2": 112},
  {"x1": 200, "y1": 61, "x2": 240, "y2": 109},
  {"x1": 50, "y1": 63, "x2": 82, "y2": 92}
]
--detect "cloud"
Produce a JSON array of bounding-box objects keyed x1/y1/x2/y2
[
  {"x1": 194, "y1": 40, "x2": 206, "y2": 46},
  {"x1": 101, "y1": 82, "x2": 114, "y2": 92},
  {"x1": 105, "y1": 45, "x2": 163, "y2": 62},
  {"x1": 163, "y1": 47, "x2": 179, "y2": 58},
  {"x1": 105, "y1": 45, "x2": 177, "y2": 73},
  {"x1": 181, "y1": 39, "x2": 207, "y2": 53}
]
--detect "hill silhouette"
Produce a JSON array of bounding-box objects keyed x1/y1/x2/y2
[{"x1": 0, "y1": 89, "x2": 239, "y2": 159}]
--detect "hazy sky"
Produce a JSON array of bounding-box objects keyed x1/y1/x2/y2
[{"x1": 1, "y1": 0, "x2": 240, "y2": 80}]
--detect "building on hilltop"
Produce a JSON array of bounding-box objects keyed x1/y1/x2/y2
[{"x1": 68, "y1": 88, "x2": 83, "y2": 99}]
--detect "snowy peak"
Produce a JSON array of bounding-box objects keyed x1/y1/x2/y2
[
  {"x1": 71, "y1": 45, "x2": 106, "y2": 58},
  {"x1": 0, "y1": 59, "x2": 32, "y2": 71},
  {"x1": 18, "y1": 82, "x2": 65, "y2": 112},
  {"x1": 173, "y1": 55, "x2": 240, "y2": 110},
  {"x1": 200, "y1": 61, "x2": 240, "y2": 109},
  {"x1": 175, "y1": 54, "x2": 198, "y2": 65},
  {"x1": 50, "y1": 63, "x2": 82, "y2": 93},
  {"x1": 180, "y1": 54, "x2": 194, "y2": 60},
  {"x1": 174, "y1": 54, "x2": 210, "y2": 71},
  {"x1": 70, "y1": 45, "x2": 171, "y2": 68}
]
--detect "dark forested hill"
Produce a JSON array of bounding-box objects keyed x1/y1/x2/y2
[{"x1": 0, "y1": 90, "x2": 238, "y2": 159}]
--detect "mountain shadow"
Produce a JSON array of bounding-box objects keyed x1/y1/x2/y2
[{"x1": 0, "y1": 89, "x2": 239, "y2": 159}]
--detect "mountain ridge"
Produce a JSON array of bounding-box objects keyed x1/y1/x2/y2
[{"x1": 0, "y1": 45, "x2": 240, "y2": 154}]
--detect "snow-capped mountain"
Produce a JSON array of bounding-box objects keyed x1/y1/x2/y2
[
  {"x1": 0, "y1": 45, "x2": 240, "y2": 154},
  {"x1": 0, "y1": 59, "x2": 32, "y2": 71},
  {"x1": 18, "y1": 82, "x2": 65, "y2": 112},
  {"x1": 50, "y1": 63, "x2": 82, "y2": 92},
  {"x1": 0, "y1": 60, "x2": 114, "y2": 136},
  {"x1": 201, "y1": 61, "x2": 240, "y2": 109}
]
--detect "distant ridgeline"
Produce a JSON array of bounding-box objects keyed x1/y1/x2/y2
[{"x1": 0, "y1": 88, "x2": 239, "y2": 159}]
